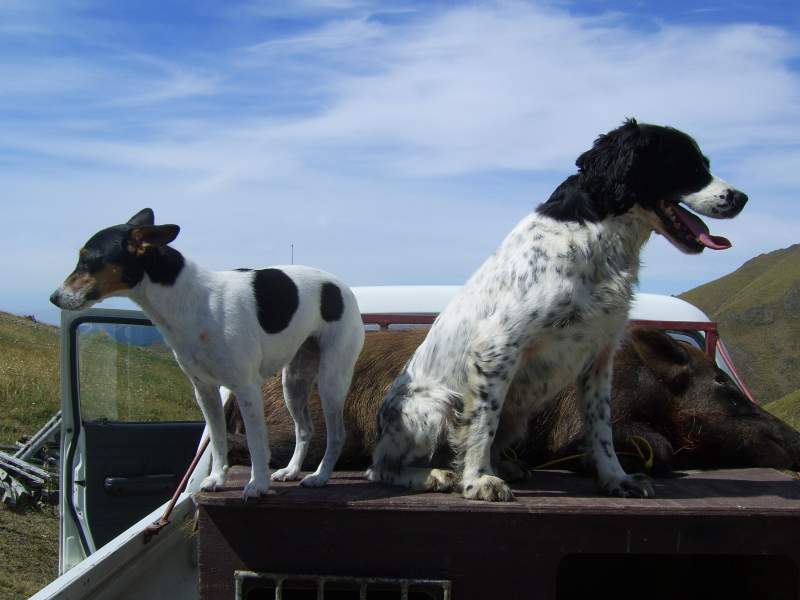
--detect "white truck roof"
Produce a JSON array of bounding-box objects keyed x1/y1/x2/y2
[{"x1": 352, "y1": 286, "x2": 711, "y2": 323}]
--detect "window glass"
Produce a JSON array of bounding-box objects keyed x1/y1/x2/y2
[{"x1": 77, "y1": 322, "x2": 200, "y2": 422}]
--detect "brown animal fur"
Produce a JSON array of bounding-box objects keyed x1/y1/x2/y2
[
  {"x1": 226, "y1": 328, "x2": 800, "y2": 476},
  {"x1": 227, "y1": 329, "x2": 427, "y2": 469}
]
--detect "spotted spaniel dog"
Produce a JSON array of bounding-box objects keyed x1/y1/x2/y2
[{"x1": 367, "y1": 119, "x2": 748, "y2": 501}]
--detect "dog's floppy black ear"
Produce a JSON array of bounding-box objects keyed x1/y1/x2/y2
[
  {"x1": 576, "y1": 118, "x2": 654, "y2": 213},
  {"x1": 128, "y1": 224, "x2": 180, "y2": 255},
  {"x1": 128, "y1": 208, "x2": 155, "y2": 227}
]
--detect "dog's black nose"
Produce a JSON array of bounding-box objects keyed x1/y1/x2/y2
[
  {"x1": 726, "y1": 189, "x2": 748, "y2": 211},
  {"x1": 49, "y1": 291, "x2": 61, "y2": 307}
]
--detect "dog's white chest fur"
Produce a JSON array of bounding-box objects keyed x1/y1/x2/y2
[{"x1": 409, "y1": 211, "x2": 649, "y2": 400}]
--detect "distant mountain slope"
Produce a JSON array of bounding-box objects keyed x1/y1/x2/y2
[
  {"x1": 768, "y1": 389, "x2": 800, "y2": 431},
  {"x1": 0, "y1": 310, "x2": 199, "y2": 445},
  {"x1": 0, "y1": 312, "x2": 60, "y2": 444},
  {"x1": 679, "y1": 244, "x2": 800, "y2": 404}
]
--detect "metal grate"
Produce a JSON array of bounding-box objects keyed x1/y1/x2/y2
[{"x1": 234, "y1": 571, "x2": 451, "y2": 600}]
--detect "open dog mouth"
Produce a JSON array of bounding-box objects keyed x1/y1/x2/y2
[{"x1": 656, "y1": 201, "x2": 732, "y2": 252}]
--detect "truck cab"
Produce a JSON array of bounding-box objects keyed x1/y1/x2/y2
[{"x1": 33, "y1": 288, "x2": 791, "y2": 600}]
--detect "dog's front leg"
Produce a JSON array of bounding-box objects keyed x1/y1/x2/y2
[
  {"x1": 233, "y1": 382, "x2": 273, "y2": 499},
  {"x1": 455, "y1": 326, "x2": 520, "y2": 502},
  {"x1": 578, "y1": 347, "x2": 655, "y2": 498},
  {"x1": 194, "y1": 383, "x2": 229, "y2": 492}
]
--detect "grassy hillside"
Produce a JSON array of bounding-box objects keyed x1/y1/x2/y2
[
  {"x1": 0, "y1": 312, "x2": 61, "y2": 445},
  {"x1": 767, "y1": 389, "x2": 800, "y2": 431},
  {"x1": 680, "y1": 244, "x2": 800, "y2": 405},
  {"x1": 0, "y1": 310, "x2": 200, "y2": 598},
  {"x1": 0, "y1": 506, "x2": 59, "y2": 599},
  {"x1": 77, "y1": 329, "x2": 199, "y2": 422},
  {"x1": 0, "y1": 311, "x2": 200, "y2": 446}
]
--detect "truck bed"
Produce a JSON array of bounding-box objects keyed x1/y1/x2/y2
[{"x1": 196, "y1": 467, "x2": 800, "y2": 599}]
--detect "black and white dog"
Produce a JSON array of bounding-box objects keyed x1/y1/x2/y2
[
  {"x1": 51, "y1": 209, "x2": 365, "y2": 498},
  {"x1": 367, "y1": 119, "x2": 748, "y2": 501}
]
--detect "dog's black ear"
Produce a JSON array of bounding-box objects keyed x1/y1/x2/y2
[
  {"x1": 576, "y1": 118, "x2": 654, "y2": 213},
  {"x1": 128, "y1": 208, "x2": 155, "y2": 227},
  {"x1": 128, "y1": 224, "x2": 180, "y2": 255}
]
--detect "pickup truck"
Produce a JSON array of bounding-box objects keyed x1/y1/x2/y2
[{"x1": 30, "y1": 287, "x2": 796, "y2": 600}]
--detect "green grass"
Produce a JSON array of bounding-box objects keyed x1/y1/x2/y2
[
  {"x1": 0, "y1": 311, "x2": 200, "y2": 446},
  {"x1": 0, "y1": 310, "x2": 200, "y2": 597},
  {"x1": 679, "y1": 244, "x2": 800, "y2": 405},
  {"x1": 0, "y1": 506, "x2": 59, "y2": 600},
  {"x1": 0, "y1": 312, "x2": 61, "y2": 445},
  {"x1": 767, "y1": 389, "x2": 800, "y2": 431},
  {"x1": 77, "y1": 329, "x2": 199, "y2": 422},
  {"x1": 680, "y1": 245, "x2": 798, "y2": 315}
]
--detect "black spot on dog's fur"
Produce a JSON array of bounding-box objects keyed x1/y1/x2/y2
[
  {"x1": 320, "y1": 282, "x2": 344, "y2": 322},
  {"x1": 253, "y1": 268, "x2": 299, "y2": 334},
  {"x1": 142, "y1": 247, "x2": 185, "y2": 285}
]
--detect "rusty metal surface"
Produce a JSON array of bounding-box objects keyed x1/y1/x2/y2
[{"x1": 196, "y1": 467, "x2": 800, "y2": 516}]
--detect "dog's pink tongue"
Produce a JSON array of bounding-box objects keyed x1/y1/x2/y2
[{"x1": 673, "y1": 204, "x2": 732, "y2": 250}]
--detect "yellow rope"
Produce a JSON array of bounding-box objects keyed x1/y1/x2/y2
[
  {"x1": 532, "y1": 453, "x2": 585, "y2": 471},
  {"x1": 518, "y1": 434, "x2": 655, "y2": 473}
]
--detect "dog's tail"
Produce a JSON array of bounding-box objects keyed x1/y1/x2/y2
[{"x1": 367, "y1": 374, "x2": 460, "y2": 491}]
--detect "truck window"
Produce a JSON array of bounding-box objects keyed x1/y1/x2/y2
[{"x1": 76, "y1": 322, "x2": 200, "y2": 422}]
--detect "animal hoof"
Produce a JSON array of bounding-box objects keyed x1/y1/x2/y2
[
  {"x1": 600, "y1": 473, "x2": 655, "y2": 498},
  {"x1": 299, "y1": 473, "x2": 329, "y2": 487},
  {"x1": 200, "y1": 471, "x2": 226, "y2": 492},
  {"x1": 426, "y1": 469, "x2": 457, "y2": 492},
  {"x1": 242, "y1": 479, "x2": 272, "y2": 500},
  {"x1": 271, "y1": 467, "x2": 302, "y2": 482},
  {"x1": 462, "y1": 474, "x2": 514, "y2": 502}
]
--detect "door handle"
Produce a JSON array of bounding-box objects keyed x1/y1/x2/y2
[{"x1": 104, "y1": 474, "x2": 176, "y2": 496}]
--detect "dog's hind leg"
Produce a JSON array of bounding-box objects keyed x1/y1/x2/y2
[
  {"x1": 232, "y1": 381, "x2": 273, "y2": 499},
  {"x1": 195, "y1": 383, "x2": 229, "y2": 492},
  {"x1": 367, "y1": 376, "x2": 457, "y2": 493},
  {"x1": 579, "y1": 346, "x2": 655, "y2": 498},
  {"x1": 272, "y1": 339, "x2": 320, "y2": 482},
  {"x1": 300, "y1": 328, "x2": 363, "y2": 487}
]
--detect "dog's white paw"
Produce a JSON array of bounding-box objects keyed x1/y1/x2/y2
[
  {"x1": 299, "y1": 472, "x2": 329, "y2": 487},
  {"x1": 426, "y1": 468, "x2": 457, "y2": 492},
  {"x1": 200, "y1": 470, "x2": 227, "y2": 492},
  {"x1": 462, "y1": 474, "x2": 514, "y2": 502},
  {"x1": 242, "y1": 478, "x2": 273, "y2": 500},
  {"x1": 271, "y1": 466, "x2": 302, "y2": 482}
]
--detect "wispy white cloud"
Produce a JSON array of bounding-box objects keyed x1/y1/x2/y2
[
  {"x1": 247, "y1": 16, "x2": 385, "y2": 54},
  {"x1": 1, "y1": 1, "x2": 799, "y2": 324},
  {"x1": 7, "y1": 3, "x2": 797, "y2": 177}
]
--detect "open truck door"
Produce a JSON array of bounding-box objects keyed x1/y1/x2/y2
[{"x1": 58, "y1": 308, "x2": 204, "y2": 573}]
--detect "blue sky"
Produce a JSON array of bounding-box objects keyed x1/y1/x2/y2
[{"x1": 2, "y1": 0, "x2": 799, "y2": 325}]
